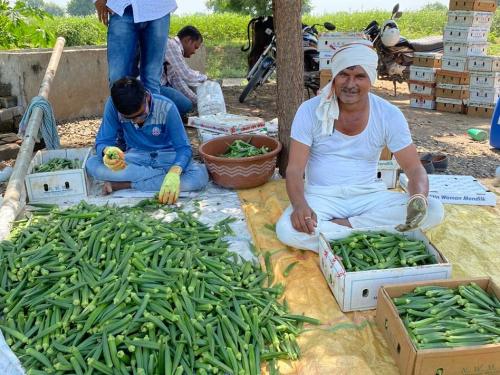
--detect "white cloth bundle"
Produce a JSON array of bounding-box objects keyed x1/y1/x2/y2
[{"x1": 315, "y1": 42, "x2": 378, "y2": 136}]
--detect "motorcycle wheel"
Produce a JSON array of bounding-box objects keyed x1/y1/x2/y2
[{"x1": 239, "y1": 64, "x2": 269, "y2": 103}]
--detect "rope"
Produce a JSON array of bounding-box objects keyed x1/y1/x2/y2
[{"x1": 18, "y1": 96, "x2": 60, "y2": 149}]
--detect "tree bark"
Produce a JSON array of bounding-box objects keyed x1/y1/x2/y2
[{"x1": 273, "y1": 0, "x2": 304, "y2": 177}]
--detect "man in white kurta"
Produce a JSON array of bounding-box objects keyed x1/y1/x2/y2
[{"x1": 276, "y1": 43, "x2": 444, "y2": 252}]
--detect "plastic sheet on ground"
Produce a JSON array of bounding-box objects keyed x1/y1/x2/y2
[
  {"x1": 0, "y1": 331, "x2": 24, "y2": 375},
  {"x1": 237, "y1": 179, "x2": 500, "y2": 375}
]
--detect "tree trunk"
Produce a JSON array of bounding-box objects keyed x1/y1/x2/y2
[{"x1": 273, "y1": 0, "x2": 304, "y2": 177}]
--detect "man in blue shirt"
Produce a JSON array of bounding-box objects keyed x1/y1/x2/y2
[{"x1": 86, "y1": 77, "x2": 209, "y2": 204}]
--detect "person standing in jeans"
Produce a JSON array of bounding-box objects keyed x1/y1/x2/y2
[{"x1": 93, "y1": 0, "x2": 177, "y2": 95}]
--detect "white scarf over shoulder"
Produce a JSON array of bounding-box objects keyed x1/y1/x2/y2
[{"x1": 315, "y1": 42, "x2": 378, "y2": 136}]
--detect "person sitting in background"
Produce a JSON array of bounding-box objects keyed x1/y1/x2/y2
[
  {"x1": 160, "y1": 25, "x2": 207, "y2": 116},
  {"x1": 86, "y1": 77, "x2": 208, "y2": 204},
  {"x1": 275, "y1": 43, "x2": 444, "y2": 252}
]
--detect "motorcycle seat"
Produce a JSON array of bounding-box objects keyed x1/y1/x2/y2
[{"x1": 409, "y1": 36, "x2": 443, "y2": 52}]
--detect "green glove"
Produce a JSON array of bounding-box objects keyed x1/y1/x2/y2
[
  {"x1": 159, "y1": 166, "x2": 182, "y2": 204},
  {"x1": 396, "y1": 194, "x2": 428, "y2": 232}
]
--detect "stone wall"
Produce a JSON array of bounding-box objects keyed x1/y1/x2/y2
[{"x1": 0, "y1": 45, "x2": 207, "y2": 123}]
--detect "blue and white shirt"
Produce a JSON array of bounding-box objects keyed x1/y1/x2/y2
[
  {"x1": 95, "y1": 0, "x2": 177, "y2": 23},
  {"x1": 95, "y1": 94, "x2": 192, "y2": 171}
]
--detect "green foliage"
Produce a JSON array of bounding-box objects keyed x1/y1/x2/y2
[
  {"x1": 25, "y1": 0, "x2": 65, "y2": 16},
  {"x1": 170, "y1": 13, "x2": 250, "y2": 46},
  {"x1": 0, "y1": 0, "x2": 55, "y2": 49},
  {"x1": 43, "y1": 2, "x2": 65, "y2": 16},
  {"x1": 206, "y1": 43, "x2": 247, "y2": 78},
  {"x1": 41, "y1": 16, "x2": 107, "y2": 46},
  {"x1": 420, "y1": 2, "x2": 448, "y2": 11},
  {"x1": 303, "y1": 9, "x2": 447, "y2": 39},
  {"x1": 66, "y1": 0, "x2": 94, "y2": 16},
  {"x1": 25, "y1": 0, "x2": 44, "y2": 8},
  {"x1": 205, "y1": 0, "x2": 311, "y2": 16}
]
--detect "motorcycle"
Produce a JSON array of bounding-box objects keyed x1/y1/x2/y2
[
  {"x1": 239, "y1": 21, "x2": 336, "y2": 103},
  {"x1": 363, "y1": 3, "x2": 443, "y2": 94}
]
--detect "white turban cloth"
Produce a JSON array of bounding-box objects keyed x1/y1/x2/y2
[{"x1": 315, "y1": 42, "x2": 378, "y2": 136}]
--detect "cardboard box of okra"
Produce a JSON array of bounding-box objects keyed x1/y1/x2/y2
[
  {"x1": 319, "y1": 227, "x2": 452, "y2": 312},
  {"x1": 376, "y1": 277, "x2": 500, "y2": 375}
]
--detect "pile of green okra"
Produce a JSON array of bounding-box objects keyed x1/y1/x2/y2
[
  {"x1": 395, "y1": 284, "x2": 500, "y2": 349},
  {"x1": 33, "y1": 158, "x2": 81, "y2": 173},
  {"x1": 329, "y1": 231, "x2": 436, "y2": 271},
  {"x1": 0, "y1": 200, "x2": 319, "y2": 374}
]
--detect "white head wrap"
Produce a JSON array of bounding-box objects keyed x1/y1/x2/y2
[{"x1": 315, "y1": 42, "x2": 378, "y2": 136}]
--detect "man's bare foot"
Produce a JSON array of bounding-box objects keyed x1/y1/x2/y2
[
  {"x1": 331, "y1": 218, "x2": 352, "y2": 228},
  {"x1": 102, "y1": 181, "x2": 132, "y2": 195}
]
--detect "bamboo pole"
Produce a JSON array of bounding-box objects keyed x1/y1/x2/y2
[{"x1": 0, "y1": 37, "x2": 65, "y2": 241}]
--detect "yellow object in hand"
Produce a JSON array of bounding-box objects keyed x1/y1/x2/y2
[
  {"x1": 103, "y1": 146, "x2": 126, "y2": 171},
  {"x1": 159, "y1": 165, "x2": 182, "y2": 204}
]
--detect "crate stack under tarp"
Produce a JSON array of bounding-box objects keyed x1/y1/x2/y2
[
  {"x1": 409, "y1": 53, "x2": 442, "y2": 110},
  {"x1": 436, "y1": 0, "x2": 497, "y2": 114}
]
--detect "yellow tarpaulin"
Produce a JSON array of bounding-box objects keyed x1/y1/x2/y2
[{"x1": 238, "y1": 179, "x2": 500, "y2": 375}]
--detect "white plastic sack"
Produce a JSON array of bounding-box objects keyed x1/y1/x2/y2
[
  {"x1": 196, "y1": 81, "x2": 226, "y2": 116},
  {"x1": 0, "y1": 331, "x2": 25, "y2": 375}
]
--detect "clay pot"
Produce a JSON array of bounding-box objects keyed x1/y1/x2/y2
[{"x1": 198, "y1": 135, "x2": 282, "y2": 189}]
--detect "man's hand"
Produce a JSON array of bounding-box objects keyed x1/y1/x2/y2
[
  {"x1": 291, "y1": 204, "x2": 317, "y2": 234},
  {"x1": 103, "y1": 146, "x2": 126, "y2": 171},
  {"x1": 159, "y1": 166, "x2": 182, "y2": 205},
  {"x1": 95, "y1": 0, "x2": 112, "y2": 26},
  {"x1": 396, "y1": 194, "x2": 428, "y2": 232}
]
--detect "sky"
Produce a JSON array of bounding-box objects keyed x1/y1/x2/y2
[{"x1": 46, "y1": 0, "x2": 450, "y2": 14}]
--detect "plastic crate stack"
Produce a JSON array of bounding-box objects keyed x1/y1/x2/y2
[
  {"x1": 318, "y1": 32, "x2": 367, "y2": 89},
  {"x1": 436, "y1": 0, "x2": 497, "y2": 114},
  {"x1": 409, "y1": 53, "x2": 442, "y2": 110}
]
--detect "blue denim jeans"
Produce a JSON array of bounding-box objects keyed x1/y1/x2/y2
[
  {"x1": 86, "y1": 150, "x2": 209, "y2": 192},
  {"x1": 107, "y1": 6, "x2": 170, "y2": 94},
  {"x1": 159, "y1": 86, "x2": 193, "y2": 116}
]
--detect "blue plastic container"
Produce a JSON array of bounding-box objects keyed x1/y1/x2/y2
[{"x1": 491, "y1": 100, "x2": 500, "y2": 149}]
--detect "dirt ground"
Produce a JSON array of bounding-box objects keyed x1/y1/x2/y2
[{"x1": 54, "y1": 80, "x2": 500, "y2": 190}]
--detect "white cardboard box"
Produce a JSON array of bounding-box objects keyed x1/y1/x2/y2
[
  {"x1": 25, "y1": 148, "x2": 91, "y2": 203},
  {"x1": 441, "y1": 56, "x2": 469, "y2": 72},
  {"x1": 318, "y1": 32, "x2": 366, "y2": 52},
  {"x1": 443, "y1": 41, "x2": 488, "y2": 57},
  {"x1": 319, "y1": 50, "x2": 335, "y2": 70},
  {"x1": 409, "y1": 66, "x2": 438, "y2": 82},
  {"x1": 377, "y1": 159, "x2": 399, "y2": 189},
  {"x1": 468, "y1": 55, "x2": 500, "y2": 72},
  {"x1": 410, "y1": 96, "x2": 436, "y2": 110},
  {"x1": 469, "y1": 86, "x2": 500, "y2": 104},
  {"x1": 399, "y1": 174, "x2": 497, "y2": 206},
  {"x1": 436, "y1": 96, "x2": 467, "y2": 105},
  {"x1": 470, "y1": 71, "x2": 500, "y2": 88},
  {"x1": 319, "y1": 230, "x2": 452, "y2": 312},
  {"x1": 443, "y1": 26, "x2": 489, "y2": 43},
  {"x1": 447, "y1": 11, "x2": 494, "y2": 27},
  {"x1": 409, "y1": 82, "x2": 436, "y2": 96},
  {"x1": 188, "y1": 113, "x2": 265, "y2": 135}
]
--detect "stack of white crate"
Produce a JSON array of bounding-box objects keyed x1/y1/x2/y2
[
  {"x1": 318, "y1": 32, "x2": 367, "y2": 89},
  {"x1": 437, "y1": 0, "x2": 497, "y2": 114},
  {"x1": 409, "y1": 53, "x2": 442, "y2": 110},
  {"x1": 467, "y1": 56, "x2": 500, "y2": 117}
]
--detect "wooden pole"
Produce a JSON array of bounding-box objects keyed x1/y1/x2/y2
[
  {"x1": 0, "y1": 37, "x2": 66, "y2": 241},
  {"x1": 273, "y1": 0, "x2": 304, "y2": 177}
]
